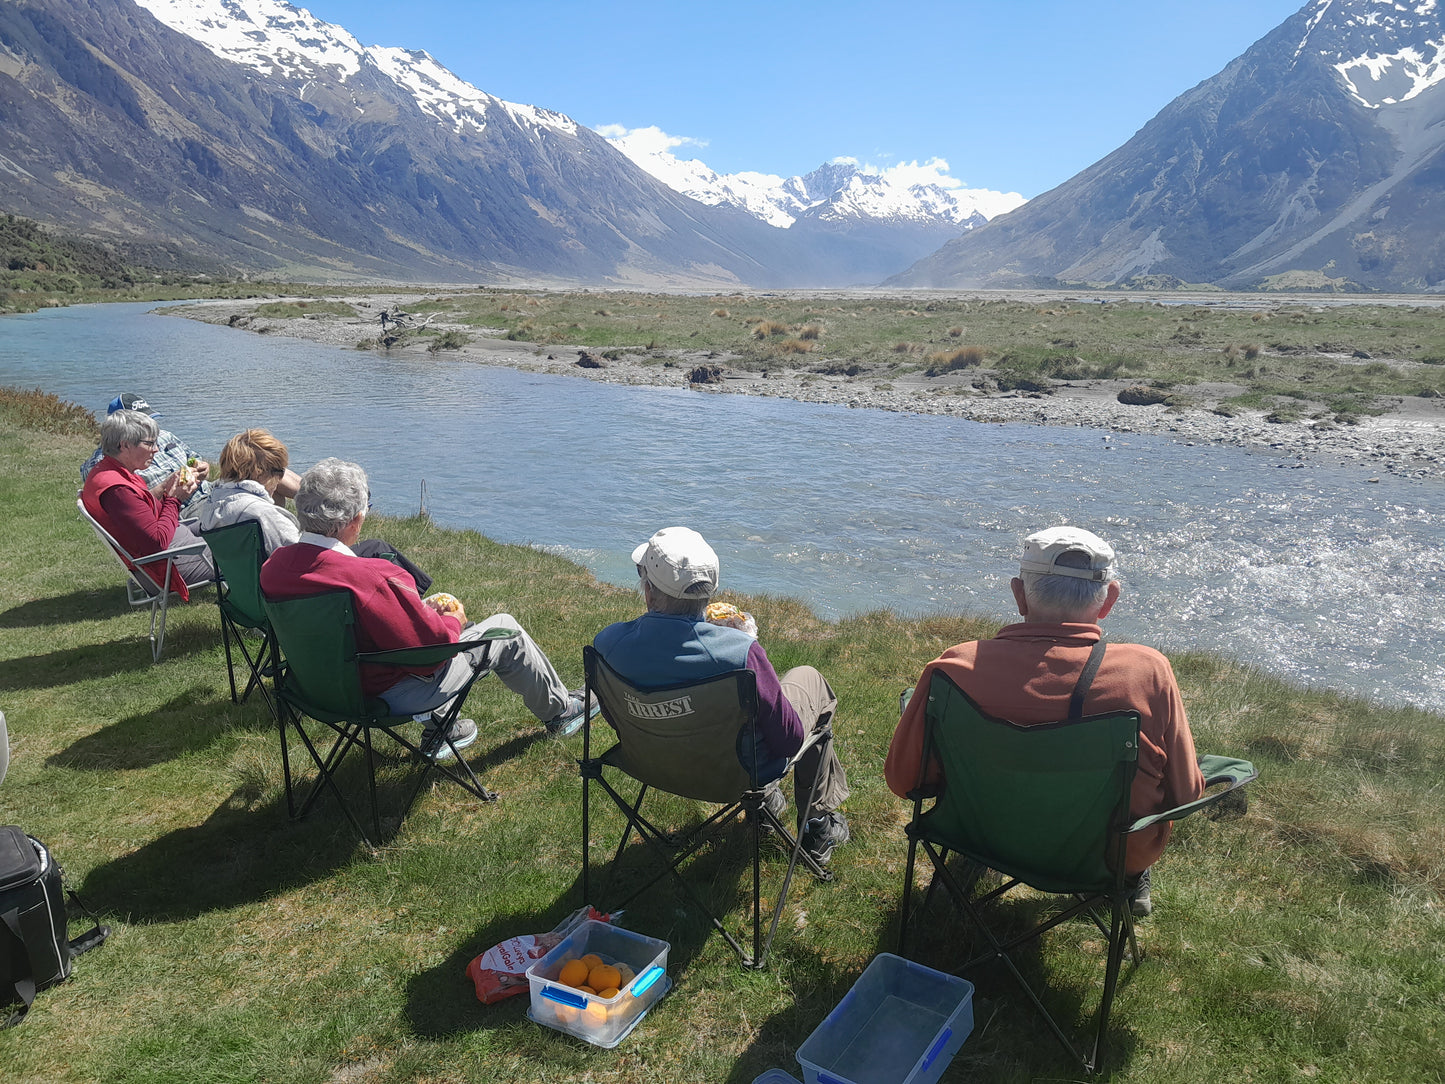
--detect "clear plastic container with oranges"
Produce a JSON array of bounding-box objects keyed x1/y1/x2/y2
[{"x1": 526, "y1": 920, "x2": 672, "y2": 1048}]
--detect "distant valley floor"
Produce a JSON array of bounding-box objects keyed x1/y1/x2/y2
[{"x1": 167, "y1": 292, "x2": 1445, "y2": 482}]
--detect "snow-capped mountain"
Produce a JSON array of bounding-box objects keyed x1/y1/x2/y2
[
  {"x1": 602, "y1": 125, "x2": 1024, "y2": 230},
  {"x1": 894, "y1": 0, "x2": 1445, "y2": 292},
  {"x1": 0, "y1": 0, "x2": 1009, "y2": 285},
  {"x1": 132, "y1": 0, "x2": 579, "y2": 137}
]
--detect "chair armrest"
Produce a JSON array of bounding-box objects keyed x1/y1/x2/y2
[
  {"x1": 357, "y1": 627, "x2": 519, "y2": 668},
  {"x1": 1126, "y1": 754, "x2": 1258, "y2": 834},
  {"x1": 131, "y1": 538, "x2": 209, "y2": 566}
]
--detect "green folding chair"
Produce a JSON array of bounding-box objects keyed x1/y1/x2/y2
[
  {"x1": 897, "y1": 653, "x2": 1257, "y2": 1074},
  {"x1": 579, "y1": 645, "x2": 833, "y2": 969},
  {"x1": 262, "y1": 588, "x2": 518, "y2": 846},
  {"x1": 199, "y1": 520, "x2": 275, "y2": 711}
]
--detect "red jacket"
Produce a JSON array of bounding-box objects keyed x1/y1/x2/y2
[
  {"x1": 81, "y1": 456, "x2": 190, "y2": 598},
  {"x1": 260, "y1": 539, "x2": 460, "y2": 698}
]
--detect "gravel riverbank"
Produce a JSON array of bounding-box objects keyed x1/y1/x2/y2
[{"x1": 165, "y1": 294, "x2": 1445, "y2": 482}]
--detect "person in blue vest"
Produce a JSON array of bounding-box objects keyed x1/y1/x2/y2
[{"x1": 592, "y1": 527, "x2": 851, "y2": 866}]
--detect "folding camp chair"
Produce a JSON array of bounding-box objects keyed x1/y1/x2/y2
[
  {"x1": 897, "y1": 657, "x2": 1257, "y2": 1074},
  {"x1": 262, "y1": 588, "x2": 518, "y2": 846},
  {"x1": 579, "y1": 645, "x2": 833, "y2": 969},
  {"x1": 77, "y1": 498, "x2": 212, "y2": 662},
  {"x1": 199, "y1": 520, "x2": 275, "y2": 711}
]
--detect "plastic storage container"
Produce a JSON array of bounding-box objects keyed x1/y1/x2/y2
[
  {"x1": 795, "y1": 954, "x2": 973, "y2": 1084},
  {"x1": 526, "y1": 920, "x2": 673, "y2": 1048}
]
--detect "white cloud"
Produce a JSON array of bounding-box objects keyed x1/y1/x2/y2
[
  {"x1": 863, "y1": 158, "x2": 965, "y2": 190},
  {"x1": 597, "y1": 124, "x2": 708, "y2": 157}
]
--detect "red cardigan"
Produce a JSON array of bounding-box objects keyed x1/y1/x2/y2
[
  {"x1": 260, "y1": 540, "x2": 461, "y2": 698},
  {"x1": 82, "y1": 457, "x2": 190, "y2": 598}
]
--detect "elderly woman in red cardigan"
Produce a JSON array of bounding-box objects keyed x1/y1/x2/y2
[{"x1": 81, "y1": 408, "x2": 215, "y2": 596}]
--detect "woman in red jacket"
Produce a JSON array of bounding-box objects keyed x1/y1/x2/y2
[{"x1": 81, "y1": 408, "x2": 215, "y2": 596}]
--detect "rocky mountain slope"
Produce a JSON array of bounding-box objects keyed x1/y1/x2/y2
[
  {"x1": 0, "y1": 0, "x2": 875, "y2": 285},
  {"x1": 891, "y1": 0, "x2": 1445, "y2": 293}
]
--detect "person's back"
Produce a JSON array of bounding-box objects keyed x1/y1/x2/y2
[
  {"x1": 594, "y1": 527, "x2": 851, "y2": 866},
  {"x1": 885, "y1": 526, "x2": 1203, "y2": 900}
]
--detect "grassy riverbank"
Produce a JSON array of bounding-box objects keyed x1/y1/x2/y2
[{"x1": 1, "y1": 393, "x2": 1441, "y2": 1083}]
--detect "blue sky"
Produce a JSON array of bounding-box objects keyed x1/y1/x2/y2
[{"x1": 302, "y1": 0, "x2": 1308, "y2": 198}]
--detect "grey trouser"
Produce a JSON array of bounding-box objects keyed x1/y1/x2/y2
[
  {"x1": 771, "y1": 665, "x2": 850, "y2": 823},
  {"x1": 171, "y1": 521, "x2": 217, "y2": 586},
  {"x1": 378, "y1": 613, "x2": 570, "y2": 723}
]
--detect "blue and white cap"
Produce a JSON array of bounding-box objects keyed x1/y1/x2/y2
[{"x1": 107, "y1": 392, "x2": 158, "y2": 417}]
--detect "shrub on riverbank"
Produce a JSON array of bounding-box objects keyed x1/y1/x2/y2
[{"x1": 1, "y1": 389, "x2": 1441, "y2": 1083}]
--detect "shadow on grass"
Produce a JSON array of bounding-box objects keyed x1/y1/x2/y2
[
  {"x1": 719, "y1": 862, "x2": 1141, "y2": 1082},
  {"x1": 403, "y1": 821, "x2": 779, "y2": 1041},
  {"x1": 49, "y1": 684, "x2": 263, "y2": 770},
  {"x1": 0, "y1": 587, "x2": 127, "y2": 627},
  {"x1": 0, "y1": 630, "x2": 219, "y2": 690},
  {"x1": 74, "y1": 780, "x2": 389, "y2": 922}
]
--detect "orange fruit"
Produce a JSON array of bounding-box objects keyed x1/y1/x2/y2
[
  {"x1": 597, "y1": 986, "x2": 620, "y2": 999},
  {"x1": 577, "y1": 985, "x2": 597, "y2": 995},
  {"x1": 558, "y1": 959, "x2": 590, "y2": 988},
  {"x1": 588, "y1": 964, "x2": 622, "y2": 992},
  {"x1": 584, "y1": 1000, "x2": 609, "y2": 1028},
  {"x1": 553, "y1": 1000, "x2": 579, "y2": 1024},
  {"x1": 578, "y1": 953, "x2": 604, "y2": 970}
]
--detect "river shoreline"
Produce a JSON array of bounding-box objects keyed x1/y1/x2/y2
[{"x1": 165, "y1": 293, "x2": 1445, "y2": 481}]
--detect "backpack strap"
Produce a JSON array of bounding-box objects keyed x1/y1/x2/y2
[
  {"x1": 1067, "y1": 638, "x2": 1108, "y2": 722},
  {"x1": 2, "y1": 906, "x2": 40, "y2": 1028},
  {"x1": 65, "y1": 890, "x2": 110, "y2": 958}
]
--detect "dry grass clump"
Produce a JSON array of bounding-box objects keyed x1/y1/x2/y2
[
  {"x1": 892, "y1": 341, "x2": 918, "y2": 354},
  {"x1": 948, "y1": 327, "x2": 963, "y2": 338},
  {"x1": 775, "y1": 338, "x2": 813, "y2": 355},
  {"x1": 925, "y1": 345, "x2": 987, "y2": 372},
  {"x1": 752, "y1": 320, "x2": 790, "y2": 339},
  {"x1": 798, "y1": 324, "x2": 822, "y2": 340},
  {"x1": 0, "y1": 385, "x2": 98, "y2": 438},
  {"x1": 711, "y1": 308, "x2": 730, "y2": 318},
  {"x1": 1244, "y1": 343, "x2": 1262, "y2": 359},
  {"x1": 593, "y1": 308, "x2": 612, "y2": 316}
]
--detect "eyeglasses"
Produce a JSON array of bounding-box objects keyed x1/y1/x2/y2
[
  {"x1": 137, "y1": 439, "x2": 158, "y2": 449},
  {"x1": 366, "y1": 490, "x2": 373, "y2": 511}
]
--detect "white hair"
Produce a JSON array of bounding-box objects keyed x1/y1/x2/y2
[
  {"x1": 1020, "y1": 549, "x2": 1116, "y2": 620},
  {"x1": 100, "y1": 409, "x2": 157, "y2": 456},
  {"x1": 295, "y1": 458, "x2": 368, "y2": 537}
]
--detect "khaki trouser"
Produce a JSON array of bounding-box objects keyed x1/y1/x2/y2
[{"x1": 770, "y1": 665, "x2": 850, "y2": 824}]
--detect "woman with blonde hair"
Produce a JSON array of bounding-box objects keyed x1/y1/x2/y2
[{"x1": 197, "y1": 429, "x2": 432, "y2": 591}]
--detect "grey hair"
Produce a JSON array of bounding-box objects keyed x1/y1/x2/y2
[
  {"x1": 1020, "y1": 549, "x2": 1116, "y2": 620},
  {"x1": 640, "y1": 567, "x2": 709, "y2": 617},
  {"x1": 295, "y1": 457, "x2": 368, "y2": 537},
  {"x1": 100, "y1": 409, "x2": 158, "y2": 456}
]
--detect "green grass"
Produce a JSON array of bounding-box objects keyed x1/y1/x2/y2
[
  {"x1": 253, "y1": 300, "x2": 360, "y2": 319},
  {"x1": 393, "y1": 289, "x2": 1445, "y2": 408},
  {"x1": 1, "y1": 390, "x2": 1442, "y2": 1082}
]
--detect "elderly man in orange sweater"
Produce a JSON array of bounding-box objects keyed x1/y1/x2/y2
[{"x1": 885, "y1": 526, "x2": 1204, "y2": 916}]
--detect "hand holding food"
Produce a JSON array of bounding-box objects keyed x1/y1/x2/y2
[
  {"x1": 706, "y1": 601, "x2": 758, "y2": 638},
  {"x1": 424, "y1": 592, "x2": 467, "y2": 624}
]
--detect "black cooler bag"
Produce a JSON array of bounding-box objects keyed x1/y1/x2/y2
[{"x1": 0, "y1": 825, "x2": 108, "y2": 1026}]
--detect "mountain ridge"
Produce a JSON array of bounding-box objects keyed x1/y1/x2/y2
[{"x1": 890, "y1": 0, "x2": 1445, "y2": 293}]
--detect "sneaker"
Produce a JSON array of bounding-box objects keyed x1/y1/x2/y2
[
  {"x1": 420, "y1": 716, "x2": 478, "y2": 762},
  {"x1": 1128, "y1": 867, "x2": 1153, "y2": 918},
  {"x1": 801, "y1": 811, "x2": 850, "y2": 866},
  {"x1": 543, "y1": 689, "x2": 600, "y2": 738}
]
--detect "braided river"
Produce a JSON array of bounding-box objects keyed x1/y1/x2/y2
[{"x1": 4, "y1": 301, "x2": 1443, "y2": 713}]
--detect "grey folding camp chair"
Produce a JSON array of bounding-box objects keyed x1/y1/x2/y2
[
  {"x1": 77, "y1": 498, "x2": 211, "y2": 662},
  {"x1": 579, "y1": 645, "x2": 833, "y2": 968}
]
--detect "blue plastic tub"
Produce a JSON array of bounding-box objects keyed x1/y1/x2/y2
[{"x1": 795, "y1": 954, "x2": 973, "y2": 1084}]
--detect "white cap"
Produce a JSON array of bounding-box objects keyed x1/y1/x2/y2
[
  {"x1": 1019, "y1": 526, "x2": 1116, "y2": 582},
  {"x1": 632, "y1": 527, "x2": 719, "y2": 599}
]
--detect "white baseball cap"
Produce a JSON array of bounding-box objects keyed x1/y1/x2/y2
[
  {"x1": 1019, "y1": 526, "x2": 1116, "y2": 581},
  {"x1": 632, "y1": 527, "x2": 719, "y2": 599}
]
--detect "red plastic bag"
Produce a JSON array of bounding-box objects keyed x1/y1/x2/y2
[{"x1": 465, "y1": 905, "x2": 615, "y2": 1004}]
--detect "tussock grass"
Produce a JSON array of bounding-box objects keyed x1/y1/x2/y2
[
  {"x1": 253, "y1": 300, "x2": 359, "y2": 319},
  {"x1": 2, "y1": 389, "x2": 1443, "y2": 1082}
]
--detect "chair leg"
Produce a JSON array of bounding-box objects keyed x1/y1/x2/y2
[
  {"x1": 899, "y1": 829, "x2": 921, "y2": 956},
  {"x1": 220, "y1": 609, "x2": 240, "y2": 703}
]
